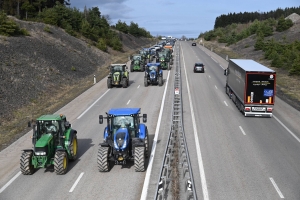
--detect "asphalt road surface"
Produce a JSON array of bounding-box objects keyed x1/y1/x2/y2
[{"x1": 1, "y1": 41, "x2": 300, "y2": 200}]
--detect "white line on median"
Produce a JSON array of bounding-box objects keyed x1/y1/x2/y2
[
  {"x1": 69, "y1": 172, "x2": 84, "y2": 193},
  {"x1": 127, "y1": 100, "x2": 131, "y2": 105},
  {"x1": 270, "y1": 177, "x2": 284, "y2": 198},
  {"x1": 77, "y1": 89, "x2": 110, "y2": 119},
  {"x1": 0, "y1": 171, "x2": 21, "y2": 193},
  {"x1": 239, "y1": 126, "x2": 246, "y2": 135},
  {"x1": 182, "y1": 45, "x2": 209, "y2": 200},
  {"x1": 140, "y1": 70, "x2": 170, "y2": 200},
  {"x1": 273, "y1": 115, "x2": 300, "y2": 143},
  {"x1": 224, "y1": 101, "x2": 228, "y2": 106}
]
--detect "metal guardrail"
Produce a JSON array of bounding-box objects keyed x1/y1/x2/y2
[{"x1": 154, "y1": 44, "x2": 197, "y2": 200}]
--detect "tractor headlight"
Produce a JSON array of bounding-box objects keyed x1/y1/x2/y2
[{"x1": 35, "y1": 152, "x2": 46, "y2": 155}]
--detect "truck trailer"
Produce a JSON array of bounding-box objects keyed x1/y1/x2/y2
[{"x1": 224, "y1": 59, "x2": 276, "y2": 117}]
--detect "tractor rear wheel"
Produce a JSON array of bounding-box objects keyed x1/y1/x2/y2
[
  {"x1": 69, "y1": 135, "x2": 78, "y2": 160},
  {"x1": 107, "y1": 78, "x2": 112, "y2": 88},
  {"x1": 122, "y1": 78, "x2": 128, "y2": 88},
  {"x1": 141, "y1": 65, "x2": 145, "y2": 72},
  {"x1": 167, "y1": 63, "x2": 170, "y2": 70},
  {"x1": 134, "y1": 147, "x2": 145, "y2": 172},
  {"x1": 54, "y1": 151, "x2": 68, "y2": 175},
  {"x1": 130, "y1": 65, "x2": 133, "y2": 72},
  {"x1": 20, "y1": 151, "x2": 34, "y2": 175},
  {"x1": 97, "y1": 146, "x2": 110, "y2": 172},
  {"x1": 158, "y1": 77, "x2": 163, "y2": 86}
]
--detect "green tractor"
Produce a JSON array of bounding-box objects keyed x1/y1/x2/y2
[
  {"x1": 139, "y1": 49, "x2": 151, "y2": 63},
  {"x1": 158, "y1": 52, "x2": 170, "y2": 70},
  {"x1": 107, "y1": 64, "x2": 129, "y2": 88},
  {"x1": 130, "y1": 54, "x2": 145, "y2": 72},
  {"x1": 163, "y1": 48, "x2": 173, "y2": 65},
  {"x1": 20, "y1": 114, "x2": 78, "y2": 175}
]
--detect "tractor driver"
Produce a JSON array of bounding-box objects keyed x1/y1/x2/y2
[{"x1": 45, "y1": 121, "x2": 57, "y2": 134}]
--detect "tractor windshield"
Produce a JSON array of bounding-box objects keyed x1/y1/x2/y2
[
  {"x1": 112, "y1": 66, "x2": 123, "y2": 72},
  {"x1": 148, "y1": 65, "x2": 158, "y2": 71},
  {"x1": 111, "y1": 116, "x2": 135, "y2": 137},
  {"x1": 133, "y1": 55, "x2": 141, "y2": 60},
  {"x1": 37, "y1": 120, "x2": 59, "y2": 135}
]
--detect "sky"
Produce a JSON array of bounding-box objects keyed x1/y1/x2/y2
[{"x1": 69, "y1": 0, "x2": 299, "y2": 38}]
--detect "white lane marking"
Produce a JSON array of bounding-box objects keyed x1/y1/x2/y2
[
  {"x1": 215, "y1": 85, "x2": 218, "y2": 89},
  {"x1": 219, "y1": 64, "x2": 224, "y2": 69},
  {"x1": 77, "y1": 89, "x2": 110, "y2": 119},
  {"x1": 269, "y1": 177, "x2": 284, "y2": 198},
  {"x1": 273, "y1": 115, "x2": 300, "y2": 143},
  {"x1": 140, "y1": 70, "x2": 170, "y2": 200},
  {"x1": 224, "y1": 101, "x2": 228, "y2": 106},
  {"x1": 211, "y1": 57, "x2": 217, "y2": 63},
  {"x1": 127, "y1": 100, "x2": 131, "y2": 105},
  {"x1": 182, "y1": 45, "x2": 209, "y2": 200},
  {"x1": 0, "y1": 171, "x2": 21, "y2": 193},
  {"x1": 137, "y1": 85, "x2": 140, "y2": 89},
  {"x1": 69, "y1": 172, "x2": 84, "y2": 193},
  {"x1": 239, "y1": 126, "x2": 246, "y2": 136},
  {"x1": 208, "y1": 75, "x2": 211, "y2": 78}
]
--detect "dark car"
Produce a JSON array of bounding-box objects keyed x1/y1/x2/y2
[
  {"x1": 194, "y1": 63, "x2": 204, "y2": 73},
  {"x1": 192, "y1": 43, "x2": 196, "y2": 46}
]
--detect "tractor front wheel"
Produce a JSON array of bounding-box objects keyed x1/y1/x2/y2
[
  {"x1": 69, "y1": 135, "x2": 78, "y2": 160},
  {"x1": 158, "y1": 76, "x2": 163, "y2": 86},
  {"x1": 141, "y1": 65, "x2": 145, "y2": 72},
  {"x1": 145, "y1": 128, "x2": 149, "y2": 158},
  {"x1": 134, "y1": 147, "x2": 145, "y2": 172},
  {"x1": 107, "y1": 78, "x2": 112, "y2": 88},
  {"x1": 122, "y1": 78, "x2": 128, "y2": 88},
  {"x1": 54, "y1": 151, "x2": 68, "y2": 175},
  {"x1": 97, "y1": 146, "x2": 110, "y2": 172},
  {"x1": 20, "y1": 151, "x2": 34, "y2": 175}
]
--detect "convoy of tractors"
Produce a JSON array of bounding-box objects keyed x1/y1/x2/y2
[{"x1": 20, "y1": 38, "x2": 176, "y2": 175}]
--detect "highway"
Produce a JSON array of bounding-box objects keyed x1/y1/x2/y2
[{"x1": 1, "y1": 41, "x2": 300, "y2": 200}]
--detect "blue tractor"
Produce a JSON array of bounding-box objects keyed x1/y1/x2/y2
[
  {"x1": 144, "y1": 63, "x2": 163, "y2": 87},
  {"x1": 98, "y1": 108, "x2": 149, "y2": 172}
]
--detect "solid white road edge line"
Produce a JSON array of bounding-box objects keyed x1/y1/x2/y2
[
  {"x1": 77, "y1": 89, "x2": 110, "y2": 119},
  {"x1": 273, "y1": 115, "x2": 300, "y2": 143},
  {"x1": 69, "y1": 172, "x2": 84, "y2": 193},
  {"x1": 269, "y1": 177, "x2": 284, "y2": 198},
  {"x1": 182, "y1": 45, "x2": 209, "y2": 200},
  {"x1": 140, "y1": 70, "x2": 170, "y2": 200},
  {"x1": 0, "y1": 171, "x2": 21, "y2": 193},
  {"x1": 127, "y1": 100, "x2": 131, "y2": 105},
  {"x1": 239, "y1": 126, "x2": 246, "y2": 136}
]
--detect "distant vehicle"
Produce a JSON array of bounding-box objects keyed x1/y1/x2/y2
[
  {"x1": 194, "y1": 63, "x2": 204, "y2": 73},
  {"x1": 192, "y1": 43, "x2": 196, "y2": 46},
  {"x1": 224, "y1": 59, "x2": 276, "y2": 117}
]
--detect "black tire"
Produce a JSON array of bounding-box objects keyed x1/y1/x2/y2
[
  {"x1": 130, "y1": 65, "x2": 133, "y2": 72},
  {"x1": 167, "y1": 63, "x2": 170, "y2": 71},
  {"x1": 145, "y1": 128, "x2": 149, "y2": 158},
  {"x1": 134, "y1": 147, "x2": 145, "y2": 172},
  {"x1": 107, "y1": 78, "x2": 112, "y2": 88},
  {"x1": 141, "y1": 65, "x2": 145, "y2": 72},
  {"x1": 54, "y1": 151, "x2": 68, "y2": 175},
  {"x1": 69, "y1": 135, "x2": 78, "y2": 160},
  {"x1": 144, "y1": 77, "x2": 148, "y2": 87},
  {"x1": 122, "y1": 78, "x2": 128, "y2": 88},
  {"x1": 20, "y1": 151, "x2": 34, "y2": 175},
  {"x1": 97, "y1": 146, "x2": 110, "y2": 172},
  {"x1": 158, "y1": 76, "x2": 163, "y2": 86}
]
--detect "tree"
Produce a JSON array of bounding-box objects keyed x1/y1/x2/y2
[{"x1": 21, "y1": 0, "x2": 35, "y2": 19}]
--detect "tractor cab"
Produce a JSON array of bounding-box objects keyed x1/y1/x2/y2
[{"x1": 21, "y1": 114, "x2": 77, "y2": 175}]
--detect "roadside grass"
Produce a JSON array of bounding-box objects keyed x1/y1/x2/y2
[{"x1": 0, "y1": 49, "x2": 138, "y2": 151}]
